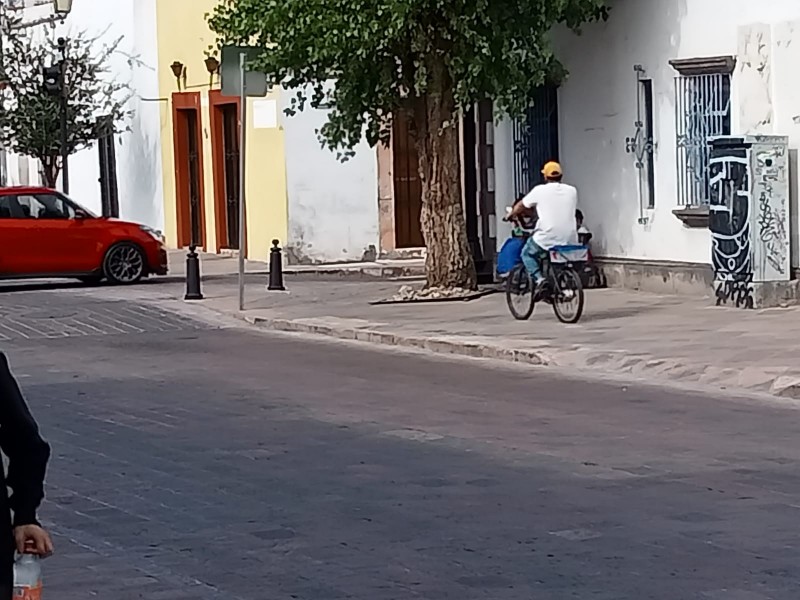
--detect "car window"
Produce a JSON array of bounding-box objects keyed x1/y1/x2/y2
[
  {"x1": 15, "y1": 194, "x2": 76, "y2": 220},
  {"x1": 0, "y1": 195, "x2": 15, "y2": 219},
  {"x1": 0, "y1": 195, "x2": 30, "y2": 219}
]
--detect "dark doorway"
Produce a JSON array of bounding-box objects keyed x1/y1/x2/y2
[
  {"x1": 97, "y1": 116, "x2": 119, "y2": 218},
  {"x1": 462, "y1": 106, "x2": 480, "y2": 262},
  {"x1": 185, "y1": 110, "x2": 202, "y2": 246},
  {"x1": 476, "y1": 100, "x2": 496, "y2": 283},
  {"x1": 209, "y1": 91, "x2": 244, "y2": 254},
  {"x1": 392, "y1": 110, "x2": 424, "y2": 248},
  {"x1": 221, "y1": 104, "x2": 240, "y2": 249},
  {"x1": 172, "y1": 93, "x2": 206, "y2": 249},
  {"x1": 513, "y1": 85, "x2": 560, "y2": 198}
]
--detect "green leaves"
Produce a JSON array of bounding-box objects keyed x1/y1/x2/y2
[
  {"x1": 208, "y1": 0, "x2": 607, "y2": 154},
  {"x1": 0, "y1": 11, "x2": 133, "y2": 184}
]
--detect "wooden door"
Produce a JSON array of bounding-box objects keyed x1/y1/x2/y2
[
  {"x1": 210, "y1": 91, "x2": 246, "y2": 254},
  {"x1": 392, "y1": 111, "x2": 424, "y2": 248},
  {"x1": 172, "y1": 92, "x2": 206, "y2": 249}
]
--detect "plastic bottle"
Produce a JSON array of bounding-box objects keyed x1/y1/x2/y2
[{"x1": 13, "y1": 554, "x2": 42, "y2": 600}]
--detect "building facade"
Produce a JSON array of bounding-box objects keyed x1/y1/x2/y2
[
  {"x1": 153, "y1": 0, "x2": 380, "y2": 263},
  {"x1": 280, "y1": 85, "x2": 379, "y2": 264},
  {"x1": 494, "y1": 0, "x2": 800, "y2": 295},
  {"x1": 11, "y1": 0, "x2": 381, "y2": 265},
  {"x1": 10, "y1": 0, "x2": 163, "y2": 229},
  {"x1": 154, "y1": 0, "x2": 288, "y2": 261}
]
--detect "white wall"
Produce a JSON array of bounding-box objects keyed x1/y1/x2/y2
[
  {"x1": 10, "y1": 0, "x2": 164, "y2": 230},
  {"x1": 495, "y1": 0, "x2": 800, "y2": 265},
  {"x1": 280, "y1": 90, "x2": 379, "y2": 264}
]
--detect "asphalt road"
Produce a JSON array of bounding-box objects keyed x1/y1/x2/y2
[{"x1": 2, "y1": 288, "x2": 800, "y2": 599}]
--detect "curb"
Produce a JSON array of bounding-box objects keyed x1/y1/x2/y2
[
  {"x1": 242, "y1": 315, "x2": 552, "y2": 365},
  {"x1": 235, "y1": 314, "x2": 800, "y2": 400},
  {"x1": 156, "y1": 266, "x2": 425, "y2": 285}
]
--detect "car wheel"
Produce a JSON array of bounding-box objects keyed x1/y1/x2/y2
[{"x1": 103, "y1": 243, "x2": 146, "y2": 285}]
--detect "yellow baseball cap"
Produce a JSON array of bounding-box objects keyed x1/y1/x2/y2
[{"x1": 542, "y1": 161, "x2": 562, "y2": 178}]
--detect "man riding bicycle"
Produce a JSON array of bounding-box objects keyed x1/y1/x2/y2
[{"x1": 506, "y1": 161, "x2": 579, "y2": 292}]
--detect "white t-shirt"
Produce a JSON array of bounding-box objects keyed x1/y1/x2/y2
[{"x1": 521, "y1": 182, "x2": 579, "y2": 249}]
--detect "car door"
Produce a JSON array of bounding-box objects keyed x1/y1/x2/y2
[
  {"x1": 0, "y1": 195, "x2": 30, "y2": 276},
  {"x1": 15, "y1": 194, "x2": 98, "y2": 275}
]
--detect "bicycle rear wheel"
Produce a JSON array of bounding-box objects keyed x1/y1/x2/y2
[
  {"x1": 552, "y1": 268, "x2": 584, "y2": 324},
  {"x1": 506, "y1": 264, "x2": 536, "y2": 321}
]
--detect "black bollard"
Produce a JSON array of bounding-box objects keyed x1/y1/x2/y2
[
  {"x1": 184, "y1": 244, "x2": 204, "y2": 300},
  {"x1": 268, "y1": 239, "x2": 286, "y2": 291}
]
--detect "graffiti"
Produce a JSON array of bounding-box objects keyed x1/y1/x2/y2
[
  {"x1": 708, "y1": 136, "x2": 790, "y2": 309},
  {"x1": 715, "y1": 272, "x2": 754, "y2": 309},
  {"x1": 757, "y1": 191, "x2": 787, "y2": 275},
  {"x1": 708, "y1": 143, "x2": 754, "y2": 309},
  {"x1": 753, "y1": 147, "x2": 789, "y2": 279}
]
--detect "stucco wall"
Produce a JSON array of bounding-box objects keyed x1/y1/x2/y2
[
  {"x1": 280, "y1": 88, "x2": 379, "y2": 264},
  {"x1": 9, "y1": 0, "x2": 164, "y2": 230},
  {"x1": 66, "y1": 0, "x2": 162, "y2": 228},
  {"x1": 155, "y1": 0, "x2": 288, "y2": 260},
  {"x1": 495, "y1": 0, "x2": 800, "y2": 267}
]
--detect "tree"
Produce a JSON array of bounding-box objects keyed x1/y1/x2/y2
[
  {"x1": 0, "y1": 15, "x2": 133, "y2": 188},
  {"x1": 208, "y1": 0, "x2": 608, "y2": 289}
]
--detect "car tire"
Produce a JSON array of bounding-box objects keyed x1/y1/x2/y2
[{"x1": 103, "y1": 242, "x2": 146, "y2": 285}]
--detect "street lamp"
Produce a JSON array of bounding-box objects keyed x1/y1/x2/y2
[
  {"x1": 53, "y1": 0, "x2": 74, "y2": 15},
  {"x1": 57, "y1": 37, "x2": 69, "y2": 194}
]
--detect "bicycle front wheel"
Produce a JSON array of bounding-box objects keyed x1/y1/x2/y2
[
  {"x1": 552, "y1": 268, "x2": 585, "y2": 324},
  {"x1": 506, "y1": 264, "x2": 536, "y2": 321}
]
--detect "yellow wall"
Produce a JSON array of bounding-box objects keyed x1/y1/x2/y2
[{"x1": 155, "y1": 0, "x2": 288, "y2": 261}]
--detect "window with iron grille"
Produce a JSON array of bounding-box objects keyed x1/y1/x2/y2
[
  {"x1": 512, "y1": 85, "x2": 559, "y2": 199},
  {"x1": 674, "y1": 72, "x2": 731, "y2": 206}
]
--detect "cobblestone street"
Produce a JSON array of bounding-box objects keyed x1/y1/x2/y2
[
  {"x1": 3, "y1": 285, "x2": 800, "y2": 598},
  {"x1": 0, "y1": 296, "x2": 207, "y2": 341}
]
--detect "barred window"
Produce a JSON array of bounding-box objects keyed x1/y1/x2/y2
[
  {"x1": 512, "y1": 85, "x2": 559, "y2": 199},
  {"x1": 674, "y1": 72, "x2": 731, "y2": 206}
]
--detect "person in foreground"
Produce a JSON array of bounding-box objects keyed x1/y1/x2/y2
[
  {"x1": 0, "y1": 352, "x2": 53, "y2": 599},
  {"x1": 506, "y1": 161, "x2": 579, "y2": 291}
]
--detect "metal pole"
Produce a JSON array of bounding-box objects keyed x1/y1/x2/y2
[
  {"x1": 59, "y1": 37, "x2": 69, "y2": 194},
  {"x1": 0, "y1": 6, "x2": 8, "y2": 187},
  {"x1": 237, "y1": 51, "x2": 247, "y2": 311}
]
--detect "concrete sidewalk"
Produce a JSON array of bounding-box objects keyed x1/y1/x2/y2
[
  {"x1": 164, "y1": 250, "x2": 425, "y2": 280},
  {"x1": 176, "y1": 278, "x2": 800, "y2": 399}
]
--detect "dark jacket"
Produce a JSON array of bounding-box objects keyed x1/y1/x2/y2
[{"x1": 0, "y1": 353, "x2": 50, "y2": 598}]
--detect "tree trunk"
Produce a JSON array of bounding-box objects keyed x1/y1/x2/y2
[
  {"x1": 412, "y1": 57, "x2": 477, "y2": 290},
  {"x1": 41, "y1": 155, "x2": 59, "y2": 189}
]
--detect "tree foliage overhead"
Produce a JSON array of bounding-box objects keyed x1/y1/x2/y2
[
  {"x1": 209, "y1": 0, "x2": 607, "y2": 291},
  {"x1": 0, "y1": 11, "x2": 133, "y2": 187},
  {"x1": 208, "y1": 0, "x2": 608, "y2": 153}
]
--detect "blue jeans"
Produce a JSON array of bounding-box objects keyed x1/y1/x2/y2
[{"x1": 521, "y1": 237, "x2": 546, "y2": 282}]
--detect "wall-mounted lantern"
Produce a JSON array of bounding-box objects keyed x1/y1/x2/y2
[
  {"x1": 170, "y1": 61, "x2": 185, "y2": 91},
  {"x1": 204, "y1": 56, "x2": 220, "y2": 87}
]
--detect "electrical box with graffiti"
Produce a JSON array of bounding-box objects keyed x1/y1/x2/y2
[{"x1": 708, "y1": 135, "x2": 790, "y2": 309}]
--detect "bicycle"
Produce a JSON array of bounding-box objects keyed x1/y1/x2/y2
[{"x1": 505, "y1": 245, "x2": 587, "y2": 324}]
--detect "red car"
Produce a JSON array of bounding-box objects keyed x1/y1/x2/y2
[{"x1": 0, "y1": 187, "x2": 168, "y2": 284}]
